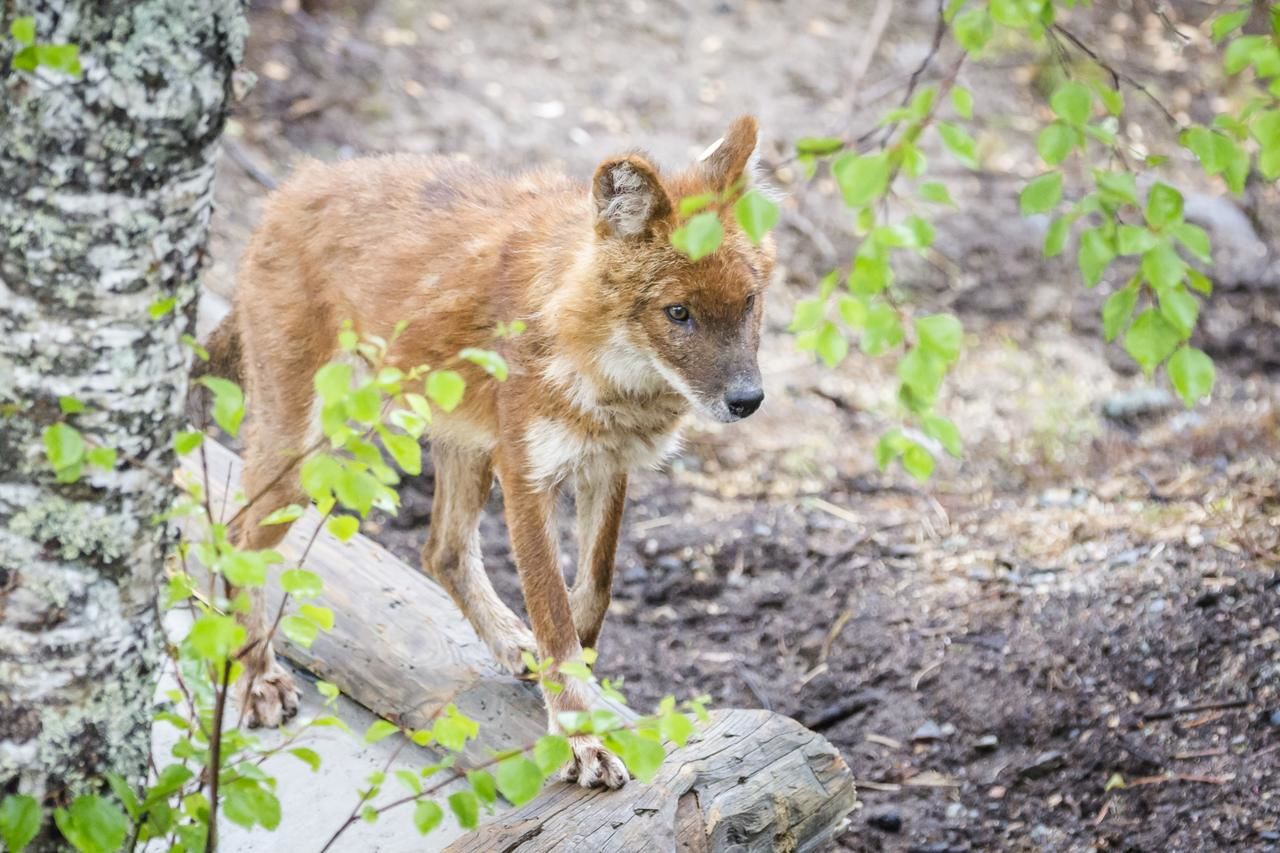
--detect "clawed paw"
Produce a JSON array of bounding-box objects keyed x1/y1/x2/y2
[
  {"x1": 236, "y1": 662, "x2": 300, "y2": 729},
  {"x1": 558, "y1": 735, "x2": 629, "y2": 790}
]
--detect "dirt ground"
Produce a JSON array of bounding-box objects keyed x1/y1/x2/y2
[{"x1": 206, "y1": 1, "x2": 1280, "y2": 849}]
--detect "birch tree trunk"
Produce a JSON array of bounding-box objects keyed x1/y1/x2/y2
[{"x1": 0, "y1": 0, "x2": 246, "y2": 834}]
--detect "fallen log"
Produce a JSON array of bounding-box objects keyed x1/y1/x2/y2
[{"x1": 181, "y1": 440, "x2": 857, "y2": 850}]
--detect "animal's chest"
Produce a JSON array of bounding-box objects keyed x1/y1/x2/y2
[{"x1": 522, "y1": 406, "x2": 684, "y2": 490}]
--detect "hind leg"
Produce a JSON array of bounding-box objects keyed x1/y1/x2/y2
[{"x1": 421, "y1": 442, "x2": 536, "y2": 674}]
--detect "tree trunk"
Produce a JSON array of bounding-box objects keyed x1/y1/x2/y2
[{"x1": 0, "y1": 0, "x2": 246, "y2": 837}]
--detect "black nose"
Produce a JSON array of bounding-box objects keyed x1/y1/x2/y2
[{"x1": 725, "y1": 387, "x2": 764, "y2": 419}]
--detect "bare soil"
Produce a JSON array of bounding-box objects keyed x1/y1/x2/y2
[{"x1": 209, "y1": 1, "x2": 1280, "y2": 849}]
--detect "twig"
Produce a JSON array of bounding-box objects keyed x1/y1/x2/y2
[
  {"x1": 1142, "y1": 698, "x2": 1250, "y2": 721},
  {"x1": 1127, "y1": 772, "x2": 1234, "y2": 786},
  {"x1": 206, "y1": 660, "x2": 233, "y2": 852},
  {"x1": 850, "y1": 0, "x2": 894, "y2": 88},
  {"x1": 222, "y1": 138, "x2": 279, "y2": 190},
  {"x1": 1142, "y1": 0, "x2": 1190, "y2": 42},
  {"x1": 1051, "y1": 23, "x2": 1183, "y2": 130}
]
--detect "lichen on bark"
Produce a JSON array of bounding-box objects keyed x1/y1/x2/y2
[{"x1": 0, "y1": 0, "x2": 247, "y2": 832}]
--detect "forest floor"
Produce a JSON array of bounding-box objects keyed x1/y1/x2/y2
[{"x1": 205, "y1": 1, "x2": 1280, "y2": 849}]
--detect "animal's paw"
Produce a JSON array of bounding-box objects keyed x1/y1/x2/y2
[
  {"x1": 558, "y1": 735, "x2": 629, "y2": 790},
  {"x1": 236, "y1": 662, "x2": 300, "y2": 729},
  {"x1": 482, "y1": 622, "x2": 538, "y2": 678}
]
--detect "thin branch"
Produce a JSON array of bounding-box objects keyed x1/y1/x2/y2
[
  {"x1": 206, "y1": 660, "x2": 233, "y2": 852},
  {"x1": 1051, "y1": 23, "x2": 1183, "y2": 130}
]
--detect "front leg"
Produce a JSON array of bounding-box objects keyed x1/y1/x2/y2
[
  {"x1": 570, "y1": 468, "x2": 627, "y2": 650},
  {"x1": 495, "y1": 445, "x2": 628, "y2": 790}
]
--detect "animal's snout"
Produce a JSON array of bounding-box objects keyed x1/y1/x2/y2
[{"x1": 724, "y1": 386, "x2": 764, "y2": 419}]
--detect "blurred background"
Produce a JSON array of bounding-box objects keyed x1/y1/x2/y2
[{"x1": 200, "y1": 1, "x2": 1280, "y2": 849}]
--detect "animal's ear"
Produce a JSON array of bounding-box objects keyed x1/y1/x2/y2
[
  {"x1": 591, "y1": 155, "x2": 673, "y2": 239},
  {"x1": 697, "y1": 115, "x2": 760, "y2": 193}
]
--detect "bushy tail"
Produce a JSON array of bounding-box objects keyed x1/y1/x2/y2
[{"x1": 192, "y1": 308, "x2": 243, "y2": 386}]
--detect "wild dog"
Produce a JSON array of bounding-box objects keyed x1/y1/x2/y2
[{"x1": 203, "y1": 116, "x2": 774, "y2": 788}]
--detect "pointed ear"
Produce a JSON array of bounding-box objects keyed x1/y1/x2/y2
[
  {"x1": 591, "y1": 155, "x2": 673, "y2": 239},
  {"x1": 698, "y1": 115, "x2": 760, "y2": 193}
]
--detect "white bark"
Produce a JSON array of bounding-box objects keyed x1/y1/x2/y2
[{"x1": 0, "y1": 0, "x2": 246, "y2": 828}]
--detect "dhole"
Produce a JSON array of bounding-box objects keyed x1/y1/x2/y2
[{"x1": 204, "y1": 116, "x2": 774, "y2": 788}]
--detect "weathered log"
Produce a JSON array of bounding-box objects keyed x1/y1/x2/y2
[
  {"x1": 446, "y1": 708, "x2": 856, "y2": 853},
  {"x1": 183, "y1": 440, "x2": 856, "y2": 850}
]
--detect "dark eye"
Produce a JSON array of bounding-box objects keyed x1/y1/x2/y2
[
  {"x1": 745, "y1": 293, "x2": 756, "y2": 312},
  {"x1": 665, "y1": 305, "x2": 691, "y2": 324}
]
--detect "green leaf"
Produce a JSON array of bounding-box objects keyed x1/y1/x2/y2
[
  {"x1": 289, "y1": 747, "x2": 322, "y2": 771},
  {"x1": 874, "y1": 430, "x2": 908, "y2": 470},
  {"x1": 1044, "y1": 216, "x2": 1070, "y2": 257},
  {"x1": 457, "y1": 347, "x2": 508, "y2": 380},
  {"x1": 105, "y1": 775, "x2": 139, "y2": 821},
  {"x1": 314, "y1": 362, "x2": 354, "y2": 403},
  {"x1": 1170, "y1": 222, "x2": 1211, "y2": 263},
  {"x1": 915, "y1": 313, "x2": 963, "y2": 362},
  {"x1": 1212, "y1": 10, "x2": 1250, "y2": 42},
  {"x1": 1116, "y1": 225, "x2": 1158, "y2": 256},
  {"x1": 148, "y1": 296, "x2": 177, "y2": 319},
  {"x1": 426, "y1": 369, "x2": 466, "y2": 412},
  {"x1": 196, "y1": 376, "x2": 245, "y2": 437},
  {"x1": 10, "y1": 17, "x2": 35, "y2": 45},
  {"x1": 659, "y1": 710, "x2": 696, "y2": 746},
  {"x1": 922, "y1": 413, "x2": 963, "y2": 458},
  {"x1": 58, "y1": 396, "x2": 85, "y2": 414},
  {"x1": 43, "y1": 422, "x2": 85, "y2": 480},
  {"x1": 0, "y1": 794, "x2": 41, "y2": 853},
  {"x1": 11, "y1": 45, "x2": 36, "y2": 72},
  {"x1": 678, "y1": 192, "x2": 717, "y2": 217},
  {"x1": 52, "y1": 796, "x2": 127, "y2": 853},
  {"x1": 795, "y1": 136, "x2": 844, "y2": 156},
  {"x1": 1225, "y1": 34, "x2": 1268, "y2": 74},
  {"x1": 173, "y1": 430, "x2": 204, "y2": 455},
  {"x1": 1036, "y1": 122, "x2": 1076, "y2": 166},
  {"x1": 300, "y1": 603, "x2": 333, "y2": 630},
  {"x1": 534, "y1": 735, "x2": 572, "y2": 775},
  {"x1": 1019, "y1": 172, "x2": 1063, "y2": 215},
  {"x1": 1145, "y1": 182, "x2": 1184, "y2": 228},
  {"x1": 788, "y1": 297, "x2": 825, "y2": 332},
  {"x1": 1095, "y1": 171, "x2": 1139, "y2": 206},
  {"x1": 281, "y1": 568, "x2": 322, "y2": 597},
  {"x1": 953, "y1": 7, "x2": 993, "y2": 52},
  {"x1": 365, "y1": 720, "x2": 399, "y2": 744},
  {"x1": 381, "y1": 430, "x2": 422, "y2": 476},
  {"x1": 670, "y1": 211, "x2": 723, "y2": 261},
  {"x1": 1187, "y1": 267, "x2": 1213, "y2": 295},
  {"x1": 1050, "y1": 82, "x2": 1092, "y2": 126},
  {"x1": 815, "y1": 322, "x2": 848, "y2": 368},
  {"x1": 1102, "y1": 284, "x2": 1139, "y2": 342},
  {"x1": 1158, "y1": 285, "x2": 1199, "y2": 338},
  {"x1": 951, "y1": 86, "x2": 974, "y2": 119},
  {"x1": 327, "y1": 515, "x2": 359, "y2": 542},
  {"x1": 414, "y1": 800, "x2": 444, "y2": 835},
  {"x1": 837, "y1": 295, "x2": 867, "y2": 330},
  {"x1": 222, "y1": 780, "x2": 281, "y2": 831},
  {"x1": 1077, "y1": 228, "x2": 1115, "y2": 287},
  {"x1": 496, "y1": 756, "x2": 544, "y2": 806},
  {"x1": 937, "y1": 122, "x2": 978, "y2": 169},
  {"x1": 260, "y1": 504, "x2": 305, "y2": 526},
  {"x1": 1095, "y1": 84, "x2": 1124, "y2": 116},
  {"x1": 218, "y1": 550, "x2": 278, "y2": 587},
  {"x1": 897, "y1": 347, "x2": 945, "y2": 406},
  {"x1": 35, "y1": 43, "x2": 79, "y2": 76},
  {"x1": 447, "y1": 791, "x2": 479, "y2": 830},
  {"x1": 831, "y1": 152, "x2": 890, "y2": 209},
  {"x1": 186, "y1": 614, "x2": 245, "y2": 660},
  {"x1": 280, "y1": 614, "x2": 319, "y2": 647},
  {"x1": 607, "y1": 730, "x2": 665, "y2": 783},
  {"x1": 466, "y1": 769, "x2": 496, "y2": 805},
  {"x1": 1167, "y1": 346, "x2": 1215, "y2": 406},
  {"x1": 917, "y1": 181, "x2": 954, "y2": 206},
  {"x1": 861, "y1": 303, "x2": 903, "y2": 355},
  {"x1": 1141, "y1": 243, "x2": 1187, "y2": 292},
  {"x1": 901, "y1": 442, "x2": 935, "y2": 481},
  {"x1": 1124, "y1": 309, "x2": 1181, "y2": 375},
  {"x1": 733, "y1": 191, "x2": 780, "y2": 246},
  {"x1": 85, "y1": 446, "x2": 116, "y2": 471}
]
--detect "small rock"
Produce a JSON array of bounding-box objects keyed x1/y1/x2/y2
[
  {"x1": 1268, "y1": 709, "x2": 1280, "y2": 727},
  {"x1": 945, "y1": 802, "x2": 965, "y2": 820},
  {"x1": 1020, "y1": 750, "x2": 1066, "y2": 779},
  {"x1": 1103, "y1": 388, "x2": 1175, "y2": 421},
  {"x1": 988, "y1": 785, "x2": 1006, "y2": 799},
  {"x1": 867, "y1": 810, "x2": 902, "y2": 833},
  {"x1": 912, "y1": 720, "x2": 945, "y2": 741},
  {"x1": 656, "y1": 555, "x2": 682, "y2": 573},
  {"x1": 974, "y1": 734, "x2": 999, "y2": 751},
  {"x1": 622, "y1": 565, "x2": 647, "y2": 584}
]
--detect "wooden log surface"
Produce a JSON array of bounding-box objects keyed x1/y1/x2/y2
[{"x1": 181, "y1": 440, "x2": 857, "y2": 850}]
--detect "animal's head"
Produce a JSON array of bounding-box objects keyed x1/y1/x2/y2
[{"x1": 588, "y1": 116, "x2": 776, "y2": 423}]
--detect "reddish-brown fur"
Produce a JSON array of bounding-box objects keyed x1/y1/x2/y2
[{"x1": 211, "y1": 116, "x2": 774, "y2": 788}]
